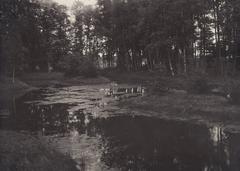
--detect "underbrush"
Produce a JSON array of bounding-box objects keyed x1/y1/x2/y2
[
  {"x1": 60, "y1": 54, "x2": 98, "y2": 78},
  {"x1": 188, "y1": 77, "x2": 210, "y2": 94}
]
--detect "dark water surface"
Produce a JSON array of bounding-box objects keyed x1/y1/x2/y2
[{"x1": 1, "y1": 85, "x2": 240, "y2": 171}]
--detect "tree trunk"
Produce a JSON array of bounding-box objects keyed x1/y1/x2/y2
[
  {"x1": 167, "y1": 50, "x2": 175, "y2": 76},
  {"x1": 214, "y1": 1, "x2": 223, "y2": 75},
  {"x1": 183, "y1": 48, "x2": 187, "y2": 73},
  {"x1": 12, "y1": 64, "x2": 15, "y2": 84}
]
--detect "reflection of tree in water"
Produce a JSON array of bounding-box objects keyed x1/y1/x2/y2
[
  {"x1": 104, "y1": 86, "x2": 145, "y2": 97},
  {"x1": 8, "y1": 101, "x2": 93, "y2": 136},
  {"x1": 207, "y1": 126, "x2": 240, "y2": 171},
  {"x1": 222, "y1": 131, "x2": 240, "y2": 171},
  {"x1": 90, "y1": 116, "x2": 234, "y2": 171}
]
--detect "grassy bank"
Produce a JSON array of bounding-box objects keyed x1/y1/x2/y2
[
  {"x1": 103, "y1": 70, "x2": 240, "y2": 125},
  {"x1": 119, "y1": 92, "x2": 240, "y2": 124},
  {"x1": 20, "y1": 72, "x2": 110, "y2": 87},
  {"x1": 0, "y1": 76, "x2": 34, "y2": 97},
  {"x1": 0, "y1": 131, "x2": 79, "y2": 171},
  {"x1": 0, "y1": 76, "x2": 35, "y2": 111}
]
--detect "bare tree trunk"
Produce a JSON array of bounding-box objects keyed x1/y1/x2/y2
[
  {"x1": 167, "y1": 50, "x2": 175, "y2": 76},
  {"x1": 12, "y1": 63, "x2": 15, "y2": 84},
  {"x1": 233, "y1": 24, "x2": 238, "y2": 75},
  {"x1": 183, "y1": 48, "x2": 187, "y2": 73},
  {"x1": 214, "y1": 1, "x2": 223, "y2": 75}
]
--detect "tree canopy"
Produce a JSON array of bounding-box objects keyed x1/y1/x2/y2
[{"x1": 1, "y1": 0, "x2": 240, "y2": 77}]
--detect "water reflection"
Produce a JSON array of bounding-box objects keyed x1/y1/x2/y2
[
  {"x1": 1, "y1": 85, "x2": 240, "y2": 170},
  {"x1": 93, "y1": 116, "x2": 233, "y2": 171},
  {"x1": 101, "y1": 86, "x2": 145, "y2": 98}
]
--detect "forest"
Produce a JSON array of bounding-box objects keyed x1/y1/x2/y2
[{"x1": 1, "y1": 0, "x2": 240, "y2": 78}]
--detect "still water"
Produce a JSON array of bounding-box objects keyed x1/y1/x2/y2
[{"x1": 0, "y1": 84, "x2": 240, "y2": 171}]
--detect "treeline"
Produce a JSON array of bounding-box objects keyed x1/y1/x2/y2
[
  {"x1": 95, "y1": 0, "x2": 240, "y2": 75},
  {"x1": 1, "y1": 0, "x2": 71, "y2": 75},
  {"x1": 1, "y1": 0, "x2": 240, "y2": 77}
]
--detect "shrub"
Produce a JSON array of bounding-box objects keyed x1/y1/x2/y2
[
  {"x1": 64, "y1": 56, "x2": 79, "y2": 77},
  {"x1": 188, "y1": 77, "x2": 210, "y2": 94},
  {"x1": 78, "y1": 59, "x2": 98, "y2": 78},
  {"x1": 64, "y1": 54, "x2": 98, "y2": 78}
]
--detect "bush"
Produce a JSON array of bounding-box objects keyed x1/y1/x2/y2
[
  {"x1": 78, "y1": 59, "x2": 98, "y2": 78},
  {"x1": 64, "y1": 54, "x2": 98, "y2": 78},
  {"x1": 188, "y1": 77, "x2": 210, "y2": 94}
]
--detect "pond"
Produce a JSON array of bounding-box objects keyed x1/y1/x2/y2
[{"x1": 0, "y1": 84, "x2": 240, "y2": 171}]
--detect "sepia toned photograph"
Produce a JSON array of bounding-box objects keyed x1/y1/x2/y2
[{"x1": 1, "y1": 0, "x2": 240, "y2": 170}]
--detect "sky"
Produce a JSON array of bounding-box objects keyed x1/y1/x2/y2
[{"x1": 53, "y1": 0, "x2": 97, "y2": 8}]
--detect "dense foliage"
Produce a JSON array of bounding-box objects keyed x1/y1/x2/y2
[
  {"x1": 1, "y1": 0, "x2": 240, "y2": 78},
  {"x1": 1, "y1": 0, "x2": 70, "y2": 75}
]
